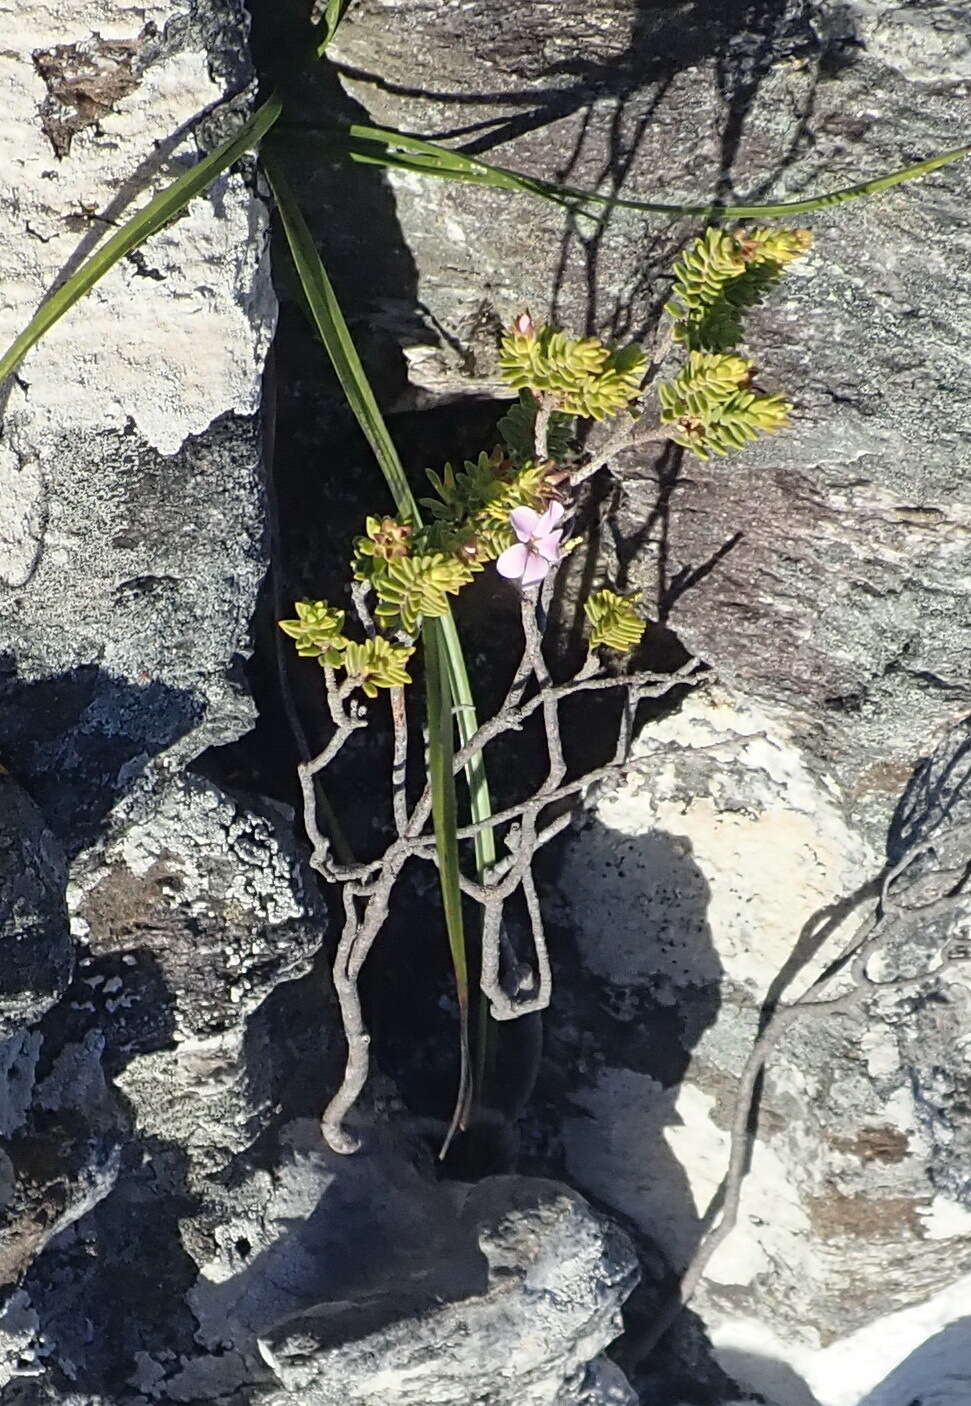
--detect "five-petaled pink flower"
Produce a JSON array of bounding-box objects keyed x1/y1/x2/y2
[{"x1": 496, "y1": 502, "x2": 565, "y2": 586}]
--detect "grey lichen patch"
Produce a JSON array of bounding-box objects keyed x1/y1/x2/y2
[
  {"x1": 72, "y1": 774, "x2": 325, "y2": 1042},
  {"x1": 32, "y1": 28, "x2": 154, "y2": 159}
]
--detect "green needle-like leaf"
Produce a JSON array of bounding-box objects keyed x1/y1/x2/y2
[
  {"x1": 290, "y1": 121, "x2": 970, "y2": 221},
  {"x1": 264, "y1": 154, "x2": 414, "y2": 507},
  {"x1": 0, "y1": 94, "x2": 283, "y2": 391}
]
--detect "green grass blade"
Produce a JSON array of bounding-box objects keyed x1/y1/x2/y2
[
  {"x1": 437, "y1": 612, "x2": 496, "y2": 876},
  {"x1": 313, "y1": 0, "x2": 355, "y2": 56},
  {"x1": 263, "y1": 156, "x2": 498, "y2": 889},
  {"x1": 263, "y1": 154, "x2": 414, "y2": 509},
  {"x1": 265, "y1": 153, "x2": 498, "y2": 1130},
  {"x1": 424, "y1": 617, "x2": 473, "y2": 1155},
  {"x1": 0, "y1": 95, "x2": 283, "y2": 391},
  {"x1": 294, "y1": 122, "x2": 970, "y2": 219}
]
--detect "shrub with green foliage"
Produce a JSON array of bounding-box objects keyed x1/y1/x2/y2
[
  {"x1": 278, "y1": 223, "x2": 817, "y2": 695},
  {"x1": 659, "y1": 350, "x2": 792, "y2": 459}
]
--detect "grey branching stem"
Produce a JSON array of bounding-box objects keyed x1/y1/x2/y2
[
  {"x1": 629, "y1": 818, "x2": 971, "y2": 1365},
  {"x1": 299, "y1": 583, "x2": 704, "y2": 1154}
]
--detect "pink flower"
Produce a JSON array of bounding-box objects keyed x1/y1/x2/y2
[{"x1": 496, "y1": 502, "x2": 565, "y2": 587}]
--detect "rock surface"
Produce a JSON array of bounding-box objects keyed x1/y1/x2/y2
[
  {"x1": 542, "y1": 700, "x2": 971, "y2": 1404},
  {"x1": 0, "y1": 4, "x2": 642, "y2": 1405},
  {"x1": 3, "y1": 0, "x2": 971, "y2": 1403},
  {"x1": 257, "y1": 1153, "x2": 638, "y2": 1406},
  {"x1": 0, "y1": 0, "x2": 275, "y2": 858},
  {"x1": 309, "y1": 3, "x2": 971, "y2": 1401},
  {"x1": 0, "y1": 0, "x2": 322, "y2": 1398},
  {"x1": 0, "y1": 775, "x2": 72, "y2": 1039},
  {"x1": 325, "y1": 0, "x2": 971, "y2": 843}
]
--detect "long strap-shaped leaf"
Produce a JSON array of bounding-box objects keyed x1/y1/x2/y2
[
  {"x1": 293, "y1": 121, "x2": 971, "y2": 220},
  {"x1": 423, "y1": 617, "x2": 473, "y2": 1150},
  {"x1": 0, "y1": 95, "x2": 284, "y2": 389},
  {"x1": 312, "y1": 0, "x2": 356, "y2": 56},
  {"x1": 264, "y1": 153, "x2": 495, "y2": 1144}
]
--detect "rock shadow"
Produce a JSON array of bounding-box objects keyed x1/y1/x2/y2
[
  {"x1": 17, "y1": 947, "x2": 201, "y2": 1397},
  {"x1": 188, "y1": 1123, "x2": 488, "y2": 1361},
  {"x1": 527, "y1": 817, "x2": 737, "y2": 1395},
  {"x1": 857, "y1": 1315, "x2": 971, "y2": 1405},
  {"x1": 715, "y1": 1347, "x2": 822, "y2": 1406},
  {"x1": 0, "y1": 657, "x2": 201, "y2": 858}
]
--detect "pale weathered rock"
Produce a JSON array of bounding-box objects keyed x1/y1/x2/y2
[
  {"x1": 0, "y1": 0, "x2": 275, "y2": 856},
  {"x1": 0, "y1": 1290, "x2": 42, "y2": 1392},
  {"x1": 542, "y1": 701, "x2": 971, "y2": 1404},
  {"x1": 256, "y1": 1147, "x2": 638, "y2": 1406},
  {"x1": 0, "y1": 0, "x2": 274, "y2": 456}
]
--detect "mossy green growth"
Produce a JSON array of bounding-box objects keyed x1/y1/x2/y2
[
  {"x1": 659, "y1": 351, "x2": 791, "y2": 459},
  {"x1": 342, "y1": 636, "x2": 415, "y2": 697},
  {"x1": 584, "y1": 589, "x2": 646, "y2": 652},
  {"x1": 499, "y1": 321, "x2": 646, "y2": 420},
  {"x1": 278, "y1": 599, "x2": 348, "y2": 664},
  {"x1": 666, "y1": 225, "x2": 812, "y2": 351}
]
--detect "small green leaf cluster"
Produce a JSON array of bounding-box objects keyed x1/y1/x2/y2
[
  {"x1": 342, "y1": 636, "x2": 414, "y2": 697},
  {"x1": 278, "y1": 599, "x2": 348, "y2": 665},
  {"x1": 346, "y1": 452, "x2": 565, "y2": 638},
  {"x1": 371, "y1": 553, "x2": 472, "y2": 636},
  {"x1": 658, "y1": 225, "x2": 810, "y2": 460},
  {"x1": 499, "y1": 323, "x2": 646, "y2": 420},
  {"x1": 496, "y1": 390, "x2": 574, "y2": 464},
  {"x1": 584, "y1": 589, "x2": 646, "y2": 653},
  {"x1": 278, "y1": 599, "x2": 415, "y2": 696},
  {"x1": 281, "y1": 315, "x2": 657, "y2": 690},
  {"x1": 659, "y1": 351, "x2": 791, "y2": 459},
  {"x1": 666, "y1": 225, "x2": 812, "y2": 352}
]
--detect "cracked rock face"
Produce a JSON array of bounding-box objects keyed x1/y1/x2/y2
[
  {"x1": 0, "y1": 0, "x2": 324, "y2": 1396},
  {"x1": 255, "y1": 1150, "x2": 638, "y2": 1406},
  {"x1": 0, "y1": 4, "x2": 642, "y2": 1404},
  {"x1": 0, "y1": 0, "x2": 276, "y2": 849}
]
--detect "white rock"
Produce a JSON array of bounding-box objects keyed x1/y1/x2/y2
[{"x1": 0, "y1": 1, "x2": 276, "y2": 457}]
